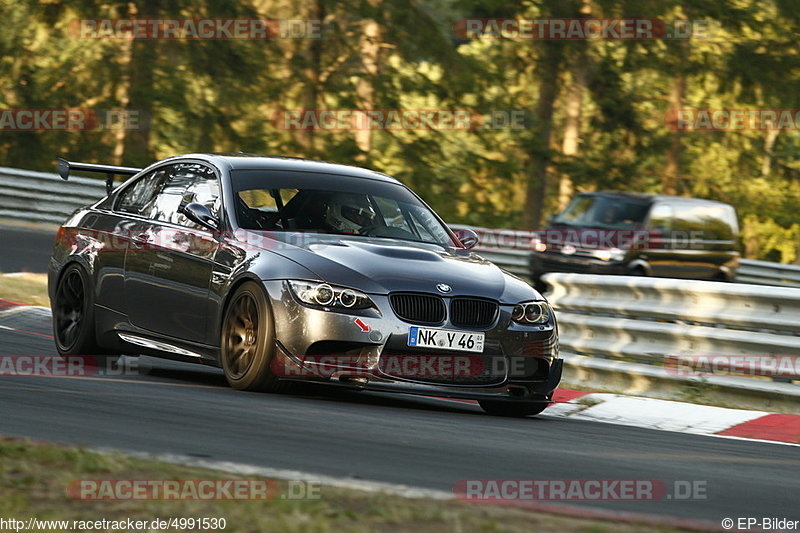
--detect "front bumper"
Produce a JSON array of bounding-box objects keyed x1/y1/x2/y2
[
  {"x1": 530, "y1": 251, "x2": 628, "y2": 277},
  {"x1": 262, "y1": 280, "x2": 562, "y2": 402}
]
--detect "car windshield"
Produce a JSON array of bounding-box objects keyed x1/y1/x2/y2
[
  {"x1": 553, "y1": 195, "x2": 650, "y2": 229},
  {"x1": 231, "y1": 170, "x2": 455, "y2": 247}
]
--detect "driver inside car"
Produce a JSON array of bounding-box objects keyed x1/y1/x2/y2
[{"x1": 324, "y1": 193, "x2": 378, "y2": 234}]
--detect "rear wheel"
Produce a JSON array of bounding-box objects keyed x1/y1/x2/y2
[
  {"x1": 478, "y1": 400, "x2": 548, "y2": 417},
  {"x1": 221, "y1": 281, "x2": 287, "y2": 392},
  {"x1": 52, "y1": 264, "x2": 98, "y2": 356}
]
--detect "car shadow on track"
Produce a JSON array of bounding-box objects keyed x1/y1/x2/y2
[{"x1": 126, "y1": 356, "x2": 557, "y2": 420}]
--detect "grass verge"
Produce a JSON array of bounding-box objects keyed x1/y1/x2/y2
[
  {"x1": 0, "y1": 438, "x2": 696, "y2": 533},
  {"x1": 0, "y1": 272, "x2": 49, "y2": 306}
]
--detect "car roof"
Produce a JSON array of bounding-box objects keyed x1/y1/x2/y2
[
  {"x1": 581, "y1": 191, "x2": 732, "y2": 207},
  {"x1": 158, "y1": 153, "x2": 401, "y2": 184}
]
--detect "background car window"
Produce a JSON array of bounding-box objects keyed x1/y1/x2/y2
[
  {"x1": 554, "y1": 195, "x2": 594, "y2": 224},
  {"x1": 646, "y1": 204, "x2": 673, "y2": 231},
  {"x1": 147, "y1": 163, "x2": 220, "y2": 228},
  {"x1": 115, "y1": 169, "x2": 168, "y2": 216},
  {"x1": 672, "y1": 204, "x2": 735, "y2": 241},
  {"x1": 554, "y1": 195, "x2": 650, "y2": 228}
]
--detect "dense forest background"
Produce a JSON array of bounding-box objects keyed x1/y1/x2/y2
[{"x1": 1, "y1": 0, "x2": 798, "y2": 262}]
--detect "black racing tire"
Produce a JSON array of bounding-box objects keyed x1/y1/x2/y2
[
  {"x1": 221, "y1": 281, "x2": 288, "y2": 392},
  {"x1": 630, "y1": 266, "x2": 647, "y2": 277},
  {"x1": 712, "y1": 271, "x2": 731, "y2": 282},
  {"x1": 52, "y1": 263, "x2": 99, "y2": 356},
  {"x1": 478, "y1": 400, "x2": 549, "y2": 417}
]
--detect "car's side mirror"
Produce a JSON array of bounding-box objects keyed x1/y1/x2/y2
[
  {"x1": 453, "y1": 228, "x2": 479, "y2": 250},
  {"x1": 181, "y1": 202, "x2": 220, "y2": 231}
]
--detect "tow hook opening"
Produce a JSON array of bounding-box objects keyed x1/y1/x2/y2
[{"x1": 508, "y1": 385, "x2": 527, "y2": 398}]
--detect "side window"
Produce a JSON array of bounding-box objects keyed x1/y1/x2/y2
[
  {"x1": 238, "y1": 189, "x2": 300, "y2": 212},
  {"x1": 646, "y1": 204, "x2": 673, "y2": 231},
  {"x1": 723, "y1": 206, "x2": 739, "y2": 238},
  {"x1": 670, "y1": 204, "x2": 733, "y2": 241},
  {"x1": 148, "y1": 163, "x2": 220, "y2": 228},
  {"x1": 699, "y1": 206, "x2": 735, "y2": 241},
  {"x1": 239, "y1": 189, "x2": 278, "y2": 212},
  {"x1": 279, "y1": 188, "x2": 300, "y2": 206},
  {"x1": 115, "y1": 169, "x2": 168, "y2": 216}
]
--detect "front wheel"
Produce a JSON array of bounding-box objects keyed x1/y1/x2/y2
[
  {"x1": 629, "y1": 266, "x2": 647, "y2": 277},
  {"x1": 479, "y1": 400, "x2": 549, "y2": 417},
  {"x1": 221, "y1": 281, "x2": 287, "y2": 392}
]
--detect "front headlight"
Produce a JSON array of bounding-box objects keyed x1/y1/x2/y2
[
  {"x1": 590, "y1": 248, "x2": 626, "y2": 262},
  {"x1": 511, "y1": 301, "x2": 551, "y2": 325},
  {"x1": 531, "y1": 234, "x2": 547, "y2": 252},
  {"x1": 288, "y1": 280, "x2": 374, "y2": 310}
]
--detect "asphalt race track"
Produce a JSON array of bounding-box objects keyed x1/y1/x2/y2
[{"x1": 1, "y1": 225, "x2": 798, "y2": 527}]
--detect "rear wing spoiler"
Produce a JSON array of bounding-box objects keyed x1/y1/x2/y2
[{"x1": 56, "y1": 157, "x2": 143, "y2": 194}]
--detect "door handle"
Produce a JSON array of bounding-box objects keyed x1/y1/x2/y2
[{"x1": 131, "y1": 233, "x2": 149, "y2": 248}]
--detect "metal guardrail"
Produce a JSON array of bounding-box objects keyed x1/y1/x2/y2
[
  {"x1": 0, "y1": 166, "x2": 104, "y2": 225},
  {"x1": 545, "y1": 273, "x2": 800, "y2": 335},
  {"x1": 544, "y1": 272, "x2": 800, "y2": 363},
  {"x1": 544, "y1": 273, "x2": 799, "y2": 402},
  {"x1": 735, "y1": 258, "x2": 800, "y2": 287}
]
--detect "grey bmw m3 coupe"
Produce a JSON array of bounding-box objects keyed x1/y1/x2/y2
[{"x1": 49, "y1": 153, "x2": 562, "y2": 416}]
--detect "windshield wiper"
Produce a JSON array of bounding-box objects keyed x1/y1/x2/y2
[{"x1": 368, "y1": 235, "x2": 444, "y2": 247}]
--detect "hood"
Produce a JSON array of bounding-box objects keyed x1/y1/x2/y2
[{"x1": 248, "y1": 232, "x2": 539, "y2": 302}]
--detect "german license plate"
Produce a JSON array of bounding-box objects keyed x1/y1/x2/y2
[{"x1": 407, "y1": 327, "x2": 485, "y2": 353}]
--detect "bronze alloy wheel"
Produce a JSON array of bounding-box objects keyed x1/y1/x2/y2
[
  {"x1": 221, "y1": 281, "x2": 285, "y2": 392},
  {"x1": 223, "y1": 290, "x2": 260, "y2": 379}
]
